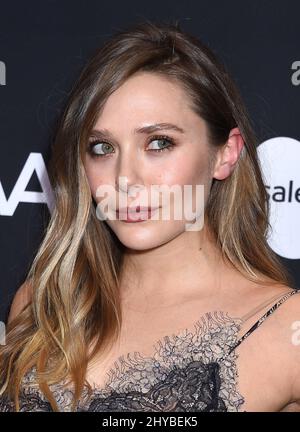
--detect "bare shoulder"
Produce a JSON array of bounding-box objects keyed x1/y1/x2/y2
[
  {"x1": 254, "y1": 282, "x2": 300, "y2": 335},
  {"x1": 235, "y1": 281, "x2": 300, "y2": 411},
  {"x1": 7, "y1": 279, "x2": 33, "y2": 324},
  {"x1": 265, "y1": 284, "x2": 300, "y2": 410},
  {"x1": 266, "y1": 283, "x2": 300, "y2": 326},
  {"x1": 277, "y1": 285, "x2": 300, "y2": 411}
]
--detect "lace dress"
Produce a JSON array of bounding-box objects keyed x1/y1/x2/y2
[{"x1": 0, "y1": 289, "x2": 298, "y2": 412}]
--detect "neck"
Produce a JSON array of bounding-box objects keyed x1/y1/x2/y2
[{"x1": 119, "y1": 223, "x2": 230, "y2": 309}]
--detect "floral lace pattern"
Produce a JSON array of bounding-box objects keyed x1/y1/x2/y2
[
  {"x1": 1, "y1": 289, "x2": 298, "y2": 412},
  {"x1": 0, "y1": 310, "x2": 246, "y2": 412}
]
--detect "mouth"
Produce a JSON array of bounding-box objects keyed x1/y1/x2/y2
[{"x1": 116, "y1": 206, "x2": 160, "y2": 222}]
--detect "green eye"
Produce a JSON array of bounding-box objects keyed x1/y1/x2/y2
[
  {"x1": 147, "y1": 137, "x2": 173, "y2": 152},
  {"x1": 88, "y1": 141, "x2": 114, "y2": 157},
  {"x1": 87, "y1": 134, "x2": 175, "y2": 159}
]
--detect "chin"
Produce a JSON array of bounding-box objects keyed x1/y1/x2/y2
[{"x1": 106, "y1": 220, "x2": 185, "y2": 251}]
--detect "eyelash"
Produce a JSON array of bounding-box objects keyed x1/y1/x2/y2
[{"x1": 87, "y1": 134, "x2": 175, "y2": 159}]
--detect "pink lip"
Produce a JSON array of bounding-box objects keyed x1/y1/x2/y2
[
  {"x1": 116, "y1": 206, "x2": 160, "y2": 222},
  {"x1": 117, "y1": 206, "x2": 159, "y2": 214}
]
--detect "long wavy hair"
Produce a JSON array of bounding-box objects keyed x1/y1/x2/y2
[{"x1": 0, "y1": 19, "x2": 294, "y2": 411}]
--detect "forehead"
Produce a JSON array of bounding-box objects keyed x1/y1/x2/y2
[{"x1": 92, "y1": 72, "x2": 205, "y2": 134}]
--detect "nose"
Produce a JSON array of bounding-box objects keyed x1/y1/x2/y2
[{"x1": 115, "y1": 150, "x2": 144, "y2": 195}]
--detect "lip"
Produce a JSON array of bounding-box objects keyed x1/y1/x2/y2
[
  {"x1": 116, "y1": 206, "x2": 160, "y2": 222},
  {"x1": 117, "y1": 206, "x2": 159, "y2": 214}
]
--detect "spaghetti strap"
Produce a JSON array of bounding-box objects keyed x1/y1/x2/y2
[
  {"x1": 239, "y1": 289, "x2": 299, "y2": 323},
  {"x1": 226, "y1": 288, "x2": 300, "y2": 357}
]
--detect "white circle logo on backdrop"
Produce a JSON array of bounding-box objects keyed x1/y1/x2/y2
[{"x1": 257, "y1": 137, "x2": 300, "y2": 259}]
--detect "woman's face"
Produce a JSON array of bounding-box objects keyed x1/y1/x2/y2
[{"x1": 83, "y1": 72, "x2": 220, "y2": 250}]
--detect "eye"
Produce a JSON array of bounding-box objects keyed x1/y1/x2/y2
[
  {"x1": 146, "y1": 135, "x2": 175, "y2": 153},
  {"x1": 86, "y1": 134, "x2": 175, "y2": 159},
  {"x1": 87, "y1": 140, "x2": 114, "y2": 157}
]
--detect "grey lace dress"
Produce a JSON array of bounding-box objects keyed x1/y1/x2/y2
[{"x1": 0, "y1": 289, "x2": 298, "y2": 412}]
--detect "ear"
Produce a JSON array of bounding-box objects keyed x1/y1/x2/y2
[{"x1": 212, "y1": 127, "x2": 244, "y2": 180}]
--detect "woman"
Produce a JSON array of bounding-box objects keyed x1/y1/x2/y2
[{"x1": 1, "y1": 19, "x2": 300, "y2": 412}]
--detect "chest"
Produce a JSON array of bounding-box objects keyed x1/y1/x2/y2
[
  {"x1": 15, "y1": 309, "x2": 293, "y2": 412},
  {"x1": 81, "y1": 310, "x2": 291, "y2": 412}
]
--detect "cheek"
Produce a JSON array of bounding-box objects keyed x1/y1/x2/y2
[
  {"x1": 157, "y1": 154, "x2": 211, "y2": 216},
  {"x1": 158, "y1": 153, "x2": 209, "y2": 187},
  {"x1": 84, "y1": 167, "x2": 109, "y2": 201}
]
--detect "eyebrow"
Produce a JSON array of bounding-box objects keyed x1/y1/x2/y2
[{"x1": 90, "y1": 123, "x2": 185, "y2": 138}]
